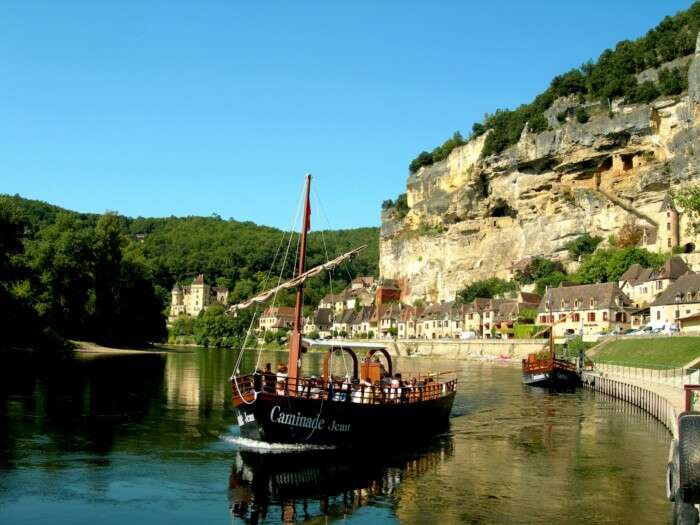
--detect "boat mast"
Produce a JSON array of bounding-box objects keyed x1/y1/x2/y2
[
  {"x1": 548, "y1": 290, "x2": 554, "y2": 359},
  {"x1": 288, "y1": 174, "x2": 311, "y2": 388}
]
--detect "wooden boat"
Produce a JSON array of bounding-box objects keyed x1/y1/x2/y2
[
  {"x1": 229, "y1": 174, "x2": 457, "y2": 446},
  {"x1": 521, "y1": 299, "x2": 582, "y2": 389}
]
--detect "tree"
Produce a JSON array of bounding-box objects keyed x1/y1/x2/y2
[
  {"x1": 26, "y1": 213, "x2": 95, "y2": 338},
  {"x1": 658, "y1": 66, "x2": 688, "y2": 96},
  {"x1": 515, "y1": 257, "x2": 565, "y2": 284},
  {"x1": 613, "y1": 219, "x2": 644, "y2": 247},
  {"x1": 457, "y1": 278, "x2": 517, "y2": 303},
  {"x1": 535, "y1": 271, "x2": 568, "y2": 295},
  {"x1": 674, "y1": 187, "x2": 700, "y2": 234},
  {"x1": 575, "y1": 107, "x2": 590, "y2": 124},
  {"x1": 575, "y1": 247, "x2": 665, "y2": 284},
  {"x1": 93, "y1": 213, "x2": 124, "y2": 344},
  {"x1": 565, "y1": 233, "x2": 603, "y2": 259},
  {"x1": 627, "y1": 80, "x2": 660, "y2": 103}
]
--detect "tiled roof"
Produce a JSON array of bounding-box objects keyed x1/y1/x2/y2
[
  {"x1": 658, "y1": 256, "x2": 690, "y2": 280},
  {"x1": 262, "y1": 306, "x2": 296, "y2": 318},
  {"x1": 314, "y1": 308, "x2": 333, "y2": 326},
  {"x1": 192, "y1": 274, "x2": 205, "y2": 285},
  {"x1": 538, "y1": 283, "x2": 632, "y2": 312},
  {"x1": 651, "y1": 273, "x2": 700, "y2": 306},
  {"x1": 519, "y1": 291, "x2": 541, "y2": 304}
]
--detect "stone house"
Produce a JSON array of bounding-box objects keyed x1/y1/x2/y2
[
  {"x1": 650, "y1": 273, "x2": 700, "y2": 328},
  {"x1": 618, "y1": 256, "x2": 690, "y2": 308},
  {"x1": 375, "y1": 278, "x2": 402, "y2": 306},
  {"x1": 350, "y1": 306, "x2": 376, "y2": 337},
  {"x1": 378, "y1": 303, "x2": 402, "y2": 338},
  {"x1": 462, "y1": 298, "x2": 491, "y2": 336},
  {"x1": 169, "y1": 274, "x2": 228, "y2": 322},
  {"x1": 332, "y1": 309, "x2": 356, "y2": 336},
  {"x1": 537, "y1": 283, "x2": 634, "y2": 337},
  {"x1": 397, "y1": 306, "x2": 421, "y2": 339},
  {"x1": 417, "y1": 302, "x2": 463, "y2": 339},
  {"x1": 258, "y1": 306, "x2": 296, "y2": 332},
  {"x1": 303, "y1": 308, "x2": 333, "y2": 338}
]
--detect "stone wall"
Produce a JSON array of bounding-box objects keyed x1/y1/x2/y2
[{"x1": 387, "y1": 338, "x2": 547, "y2": 360}]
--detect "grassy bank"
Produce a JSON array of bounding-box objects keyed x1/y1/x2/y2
[{"x1": 591, "y1": 337, "x2": 700, "y2": 368}]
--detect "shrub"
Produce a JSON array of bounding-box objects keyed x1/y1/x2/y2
[
  {"x1": 457, "y1": 278, "x2": 517, "y2": 303},
  {"x1": 575, "y1": 107, "x2": 590, "y2": 124},
  {"x1": 658, "y1": 66, "x2": 688, "y2": 96},
  {"x1": 565, "y1": 233, "x2": 603, "y2": 259}
]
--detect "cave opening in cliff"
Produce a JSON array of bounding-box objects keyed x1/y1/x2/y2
[
  {"x1": 478, "y1": 173, "x2": 489, "y2": 198},
  {"x1": 599, "y1": 156, "x2": 613, "y2": 172},
  {"x1": 490, "y1": 199, "x2": 517, "y2": 218},
  {"x1": 621, "y1": 153, "x2": 634, "y2": 171}
]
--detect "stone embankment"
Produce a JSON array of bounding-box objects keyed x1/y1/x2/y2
[
  {"x1": 582, "y1": 371, "x2": 683, "y2": 437},
  {"x1": 385, "y1": 338, "x2": 547, "y2": 360}
]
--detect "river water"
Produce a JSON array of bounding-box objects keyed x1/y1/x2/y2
[{"x1": 0, "y1": 347, "x2": 672, "y2": 524}]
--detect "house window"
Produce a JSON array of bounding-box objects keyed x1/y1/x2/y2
[
  {"x1": 688, "y1": 292, "x2": 693, "y2": 301},
  {"x1": 574, "y1": 300, "x2": 580, "y2": 309},
  {"x1": 469, "y1": 313, "x2": 473, "y2": 320},
  {"x1": 561, "y1": 300, "x2": 565, "y2": 309},
  {"x1": 603, "y1": 311, "x2": 609, "y2": 321},
  {"x1": 559, "y1": 313, "x2": 566, "y2": 320},
  {"x1": 667, "y1": 223, "x2": 671, "y2": 231},
  {"x1": 588, "y1": 312, "x2": 596, "y2": 322},
  {"x1": 540, "y1": 315, "x2": 547, "y2": 323},
  {"x1": 657, "y1": 280, "x2": 662, "y2": 290},
  {"x1": 668, "y1": 238, "x2": 672, "y2": 247},
  {"x1": 589, "y1": 298, "x2": 594, "y2": 308},
  {"x1": 572, "y1": 313, "x2": 580, "y2": 322}
]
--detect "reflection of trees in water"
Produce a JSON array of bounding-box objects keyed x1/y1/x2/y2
[
  {"x1": 228, "y1": 436, "x2": 455, "y2": 524},
  {"x1": 0, "y1": 353, "x2": 166, "y2": 460}
]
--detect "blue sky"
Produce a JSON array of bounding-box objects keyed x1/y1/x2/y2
[{"x1": 1, "y1": 1, "x2": 694, "y2": 229}]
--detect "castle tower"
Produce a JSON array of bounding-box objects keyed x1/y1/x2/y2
[
  {"x1": 189, "y1": 274, "x2": 210, "y2": 316},
  {"x1": 658, "y1": 194, "x2": 679, "y2": 251}
]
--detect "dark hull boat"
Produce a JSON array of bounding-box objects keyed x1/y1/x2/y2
[
  {"x1": 521, "y1": 356, "x2": 581, "y2": 389},
  {"x1": 234, "y1": 366, "x2": 456, "y2": 446},
  {"x1": 229, "y1": 174, "x2": 457, "y2": 447}
]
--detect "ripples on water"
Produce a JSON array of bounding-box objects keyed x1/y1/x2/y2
[{"x1": 0, "y1": 348, "x2": 671, "y2": 524}]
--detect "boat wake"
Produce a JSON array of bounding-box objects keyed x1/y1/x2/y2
[{"x1": 221, "y1": 435, "x2": 336, "y2": 453}]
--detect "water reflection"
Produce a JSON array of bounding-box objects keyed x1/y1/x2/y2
[
  {"x1": 228, "y1": 435, "x2": 454, "y2": 524},
  {"x1": 0, "y1": 349, "x2": 674, "y2": 525}
]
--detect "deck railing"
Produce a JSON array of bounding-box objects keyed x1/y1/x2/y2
[{"x1": 232, "y1": 373, "x2": 457, "y2": 406}]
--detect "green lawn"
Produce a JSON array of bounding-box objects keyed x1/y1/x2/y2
[{"x1": 591, "y1": 337, "x2": 700, "y2": 368}]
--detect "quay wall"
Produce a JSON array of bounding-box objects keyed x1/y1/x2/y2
[
  {"x1": 581, "y1": 372, "x2": 682, "y2": 438},
  {"x1": 389, "y1": 339, "x2": 547, "y2": 360}
]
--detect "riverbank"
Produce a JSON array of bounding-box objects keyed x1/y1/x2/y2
[{"x1": 72, "y1": 341, "x2": 166, "y2": 357}]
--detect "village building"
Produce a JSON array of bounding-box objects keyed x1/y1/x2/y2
[
  {"x1": 375, "y1": 278, "x2": 402, "y2": 305},
  {"x1": 537, "y1": 283, "x2": 634, "y2": 337},
  {"x1": 258, "y1": 306, "x2": 296, "y2": 332},
  {"x1": 378, "y1": 303, "x2": 402, "y2": 338},
  {"x1": 397, "y1": 306, "x2": 420, "y2": 339},
  {"x1": 618, "y1": 255, "x2": 690, "y2": 308},
  {"x1": 169, "y1": 274, "x2": 229, "y2": 322},
  {"x1": 332, "y1": 309, "x2": 356, "y2": 337},
  {"x1": 350, "y1": 306, "x2": 376, "y2": 337},
  {"x1": 417, "y1": 302, "x2": 463, "y2": 339},
  {"x1": 650, "y1": 273, "x2": 700, "y2": 330},
  {"x1": 303, "y1": 308, "x2": 333, "y2": 338}
]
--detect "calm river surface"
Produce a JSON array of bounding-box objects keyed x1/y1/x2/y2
[{"x1": 0, "y1": 347, "x2": 671, "y2": 524}]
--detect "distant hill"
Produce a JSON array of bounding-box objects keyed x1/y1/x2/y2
[{"x1": 1, "y1": 194, "x2": 379, "y2": 309}]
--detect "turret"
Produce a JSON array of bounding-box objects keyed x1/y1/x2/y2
[{"x1": 659, "y1": 194, "x2": 679, "y2": 251}]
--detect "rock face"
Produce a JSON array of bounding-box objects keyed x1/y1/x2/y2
[{"x1": 381, "y1": 48, "x2": 700, "y2": 304}]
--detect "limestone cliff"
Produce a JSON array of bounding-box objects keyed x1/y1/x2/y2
[{"x1": 380, "y1": 37, "x2": 700, "y2": 304}]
